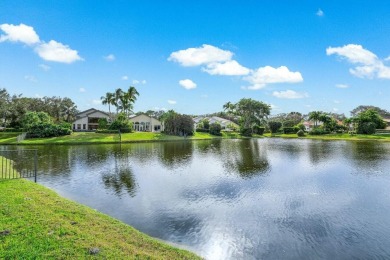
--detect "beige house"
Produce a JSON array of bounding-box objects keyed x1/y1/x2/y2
[
  {"x1": 72, "y1": 108, "x2": 110, "y2": 131},
  {"x1": 129, "y1": 114, "x2": 164, "y2": 132}
]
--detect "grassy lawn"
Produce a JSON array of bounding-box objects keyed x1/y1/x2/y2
[
  {"x1": 0, "y1": 133, "x2": 19, "y2": 144},
  {"x1": 0, "y1": 159, "x2": 200, "y2": 259},
  {"x1": 264, "y1": 132, "x2": 390, "y2": 141}
]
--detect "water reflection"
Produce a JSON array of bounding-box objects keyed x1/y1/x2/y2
[
  {"x1": 157, "y1": 141, "x2": 194, "y2": 169},
  {"x1": 102, "y1": 167, "x2": 137, "y2": 197}
]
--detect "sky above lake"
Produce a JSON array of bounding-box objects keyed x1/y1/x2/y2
[{"x1": 1, "y1": 1, "x2": 390, "y2": 115}]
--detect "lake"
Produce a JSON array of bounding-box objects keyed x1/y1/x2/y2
[{"x1": 3, "y1": 138, "x2": 390, "y2": 259}]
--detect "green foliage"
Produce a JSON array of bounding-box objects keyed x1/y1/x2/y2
[
  {"x1": 268, "y1": 121, "x2": 282, "y2": 134},
  {"x1": 356, "y1": 122, "x2": 376, "y2": 135},
  {"x1": 26, "y1": 123, "x2": 72, "y2": 138},
  {"x1": 283, "y1": 127, "x2": 299, "y2": 134},
  {"x1": 109, "y1": 113, "x2": 133, "y2": 132},
  {"x1": 282, "y1": 120, "x2": 295, "y2": 128},
  {"x1": 309, "y1": 128, "x2": 330, "y2": 135},
  {"x1": 253, "y1": 125, "x2": 265, "y2": 135},
  {"x1": 209, "y1": 122, "x2": 222, "y2": 136},
  {"x1": 202, "y1": 119, "x2": 210, "y2": 130},
  {"x1": 98, "y1": 118, "x2": 109, "y2": 129},
  {"x1": 226, "y1": 123, "x2": 238, "y2": 131},
  {"x1": 196, "y1": 128, "x2": 209, "y2": 133},
  {"x1": 240, "y1": 127, "x2": 252, "y2": 137},
  {"x1": 297, "y1": 130, "x2": 305, "y2": 137},
  {"x1": 162, "y1": 110, "x2": 194, "y2": 136},
  {"x1": 296, "y1": 123, "x2": 305, "y2": 131}
]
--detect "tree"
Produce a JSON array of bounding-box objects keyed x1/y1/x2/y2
[
  {"x1": 162, "y1": 110, "x2": 194, "y2": 136},
  {"x1": 224, "y1": 98, "x2": 271, "y2": 136},
  {"x1": 308, "y1": 111, "x2": 321, "y2": 127},
  {"x1": 351, "y1": 105, "x2": 390, "y2": 118},
  {"x1": 352, "y1": 109, "x2": 387, "y2": 134},
  {"x1": 268, "y1": 121, "x2": 282, "y2": 135},
  {"x1": 101, "y1": 92, "x2": 115, "y2": 115},
  {"x1": 209, "y1": 122, "x2": 222, "y2": 136}
]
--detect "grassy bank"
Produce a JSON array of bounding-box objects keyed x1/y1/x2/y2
[
  {"x1": 0, "y1": 178, "x2": 200, "y2": 259},
  {"x1": 264, "y1": 133, "x2": 390, "y2": 141},
  {"x1": 0, "y1": 131, "x2": 246, "y2": 145}
]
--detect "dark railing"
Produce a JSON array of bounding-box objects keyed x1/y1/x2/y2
[{"x1": 0, "y1": 149, "x2": 37, "y2": 182}]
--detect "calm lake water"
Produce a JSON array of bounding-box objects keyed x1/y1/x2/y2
[{"x1": 3, "y1": 139, "x2": 390, "y2": 259}]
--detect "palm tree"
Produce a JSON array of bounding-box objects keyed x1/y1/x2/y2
[
  {"x1": 114, "y1": 88, "x2": 124, "y2": 114},
  {"x1": 101, "y1": 92, "x2": 115, "y2": 115},
  {"x1": 126, "y1": 86, "x2": 139, "y2": 104},
  {"x1": 308, "y1": 111, "x2": 321, "y2": 128}
]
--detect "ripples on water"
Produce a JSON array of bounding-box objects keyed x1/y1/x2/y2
[{"x1": 3, "y1": 139, "x2": 390, "y2": 259}]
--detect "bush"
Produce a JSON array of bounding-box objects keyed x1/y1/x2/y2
[
  {"x1": 283, "y1": 127, "x2": 298, "y2": 134},
  {"x1": 349, "y1": 131, "x2": 356, "y2": 136},
  {"x1": 26, "y1": 123, "x2": 72, "y2": 138},
  {"x1": 253, "y1": 126, "x2": 265, "y2": 135},
  {"x1": 309, "y1": 128, "x2": 330, "y2": 135},
  {"x1": 240, "y1": 127, "x2": 252, "y2": 137},
  {"x1": 296, "y1": 123, "x2": 305, "y2": 131},
  {"x1": 98, "y1": 118, "x2": 109, "y2": 129},
  {"x1": 109, "y1": 113, "x2": 133, "y2": 132},
  {"x1": 196, "y1": 128, "x2": 209, "y2": 133},
  {"x1": 209, "y1": 123, "x2": 222, "y2": 136},
  {"x1": 268, "y1": 121, "x2": 282, "y2": 134},
  {"x1": 3, "y1": 128, "x2": 22, "y2": 132},
  {"x1": 297, "y1": 130, "x2": 305, "y2": 137},
  {"x1": 356, "y1": 122, "x2": 376, "y2": 135}
]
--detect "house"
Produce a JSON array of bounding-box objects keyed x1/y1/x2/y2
[
  {"x1": 193, "y1": 116, "x2": 238, "y2": 130},
  {"x1": 302, "y1": 121, "x2": 323, "y2": 132},
  {"x1": 129, "y1": 114, "x2": 164, "y2": 132},
  {"x1": 384, "y1": 118, "x2": 390, "y2": 130},
  {"x1": 72, "y1": 108, "x2": 110, "y2": 131}
]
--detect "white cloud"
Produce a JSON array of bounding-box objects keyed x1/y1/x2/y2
[
  {"x1": 168, "y1": 44, "x2": 233, "y2": 66},
  {"x1": 132, "y1": 80, "x2": 139, "y2": 84},
  {"x1": 179, "y1": 79, "x2": 197, "y2": 89},
  {"x1": 327, "y1": 44, "x2": 390, "y2": 79},
  {"x1": 335, "y1": 83, "x2": 349, "y2": 88},
  {"x1": 0, "y1": 23, "x2": 40, "y2": 45},
  {"x1": 35, "y1": 40, "x2": 82, "y2": 63},
  {"x1": 141, "y1": 80, "x2": 147, "y2": 84},
  {"x1": 122, "y1": 76, "x2": 128, "y2": 81},
  {"x1": 168, "y1": 100, "x2": 177, "y2": 105},
  {"x1": 132, "y1": 79, "x2": 147, "y2": 85},
  {"x1": 272, "y1": 90, "x2": 308, "y2": 99},
  {"x1": 244, "y1": 66, "x2": 303, "y2": 90},
  {"x1": 39, "y1": 64, "x2": 51, "y2": 71},
  {"x1": 203, "y1": 60, "x2": 250, "y2": 76},
  {"x1": 333, "y1": 108, "x2": 339, "y2": 112},
  {"x1": 92, "y1": 99, "x2": 101, "y2": 105},
  {"x1": 24, "y1": 75, "x2": 37, "y2": 82},
  {"x1": 104, "y1": 54, "x2": 115, "y2": 61},
  {"x1": 153, "y1": 107, "x2": 168, "y2": 111},
  {"x1": 316, "y1": 9, "x2": 324, "y2": 17},
  {"x1": 79, "y1": 87, "x2": 86, "y2": 92}
]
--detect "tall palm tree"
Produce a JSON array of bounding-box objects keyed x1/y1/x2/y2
[
  {"x1": 114, "y1": 88, "x2": 124, "y2": 114},
  {"x1": 308, "y1": 111, "x2": 321, "y2": 128},
  {"x1": 126, "y1": 86, "x2": 139, "y2": 104},
  {"x1": 101, "y1": 92, "x2": 115, "y2": 115}
]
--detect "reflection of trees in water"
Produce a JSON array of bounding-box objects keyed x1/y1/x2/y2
[
  {"x1": 344, "y1": 141, "x2": 390, "y2": 173},
  {"x1": 307, "y1": 141, "x2": 336, "y2": 165},
  {"x1": 101, "y1": 167, "x2": 137, "y2": 197},
  {"x1": 195, "y1": 139, "x2": 222, "y2": 155},
  {"x1": 157, "y1": 141, "x2": 194, "y2": 169},
  {"x1": 223, "y1": 139, "x2": 270, "y2": 178}
]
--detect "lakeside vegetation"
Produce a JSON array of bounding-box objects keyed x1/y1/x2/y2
[{"x1": 0, "y1": 159, "x2": 200, "y2": 259}]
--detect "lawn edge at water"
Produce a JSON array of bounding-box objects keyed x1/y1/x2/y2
[
  {"x1": 0, "y1": 177, "x2": 201, "y2": 259},
  {"x1": 263, "y1": 133, "x2": 390, "y2": 142}
]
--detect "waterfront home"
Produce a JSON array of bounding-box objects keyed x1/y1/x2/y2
[
  {"x1": 193, "y1": 116, "x2": 238, "y2": 130},
  {"x1": 129, "y1": 114, "x2": 164, "y2": 132},
  {"x1": 72, "y1": 108, "x2": 110, "y2": 131}
]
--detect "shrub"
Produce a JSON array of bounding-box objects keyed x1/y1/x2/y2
[
  {"x1": 240, "y1": 127, "x2": 252, "y2": 137},
  {"x1": 283, "y1": 127, "x2": 298, "y2": 134},
  {"x1": 309, "y1": 128, "x2": 330, "y2": 135},
  {"x1": 202, "y1": 119, "x2": 210, "y2": 130},
  {"x1": 268, "y1": 121, "x2": 282, "y2": 134},
  {"x1": 349, "y1": 131, "x2": 356, "y2": 136},
  {"x1": 3, "y1": 128, "x2": 22, "y2": 132},
  {"x1": 356, "y1": 122, "x2": 376, "y2": 135},
  {"x1": 98, "y1": 118, "x2": 109, "y2": 129},
  {"x1": 26, "y1": 123, "x2": 72, "y2": 138},
  {"x1": 253, "y1": 126, "x2": 265, "y2": 135},
  {"x1": 209, "y1": 123, "x2": 222, "y2": 136},
  {"x1": 296, "y1": 123, "x2": 305, "y2": 131},
  {"x1": 297, "y1": 130, "x2": 305, "y2": 137},
  {"x1": 109, "y1": 113, "x2": 133, "y2": 132}
]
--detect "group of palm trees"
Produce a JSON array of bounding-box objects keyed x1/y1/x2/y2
[{"x1": 101, "y1": 86, "x2": 139, "y2": 116}]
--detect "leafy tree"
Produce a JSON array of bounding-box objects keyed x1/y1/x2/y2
[
  {"x1": 162, "y1": 110, "x2": 194, "y2": 136},
  {"x1": 351, "y1": 105, "x2": 390, "y2": 118},
  {"x1": 268, "y1": 121, "x2": 282, "y2": 134},
  {"x1": 352, "y1": 109, "x2": 386, "y2": 134},
  {"x1": 209, "y1": 122, "x2": 222, "y2": 136},
  {"x1": 109, "y1": 112, "x2": 133, "y2": 131},
  {"x1": 202, "y1": 119, "x2": 210, "y2": 130}
]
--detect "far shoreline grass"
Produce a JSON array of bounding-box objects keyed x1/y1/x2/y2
[{"x1": 1, "y1": 131, "x2": 390, "y2": 145}]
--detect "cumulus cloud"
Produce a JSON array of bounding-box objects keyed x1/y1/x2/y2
[
  {"x1": 104, "y1": 54, "x2": 115, "y2": 61},
  {"x1": 79, "y1": 87, "x2": 86, "y2": 92},
  {"x1": 244, "y1": 66, "x2": 303, "y2": 90},
  {"x1": 179, "y1": 79, "x2": 197, "y2": 89},
  {"x1": 39, "y1": 64, "x2": 51, "y2": 71},
  {"x1": 0, "y1": 23, "x2": 40, "y2": 45},
  {"x1": 132, "y1": 79, "x2": 147, "y2": 85},
  {"x1": 272, "y1": 90, "x2": 308, "y2": 99},
  {"x1": 203, "y1": 60, "x2": 250, "y2": 76},
  {"x1": 327, "y1": 44, "x2": 390, "y2": 79},
  {"x1": 35, "y1": 40, "x2": 82, "y2": 63},
  {"x1": 168, "y1": 44, "x2": 232, "y2": 66},
  {"x1": 92, "y1": 99, "x2": 101, "y2": 105},
  {"x1": 168, "y1": 100, "x2": 177, "y2": 105},
  {"x1": 316, "y1": 9, "x2": 324, "y2": 17},
  {"x1": 0, "y1": 23, "x2": 82, "y2": 64},
  {"x1": 335, "y1": 83, "x2": 349, "y2": 88},
  {"x1": 122, "y1": 76, "x2": 128, "y2": 80}
]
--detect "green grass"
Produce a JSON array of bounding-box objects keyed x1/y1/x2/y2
[
  {"x1": 0, "y1": 133, "x2": 19, "y2": 143},
  {"x1": 264, "y1": 132, "x2": 390, "y2": 141},
  {"x1": 0, "y1": 165, "x2": 200, "y2": 259}
]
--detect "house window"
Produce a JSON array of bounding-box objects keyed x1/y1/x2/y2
[
  {"x1": 73, "y1": 124, "x2": 76, "y2": 129},
  {"x1": 154, "y1": 125, "x2": 161, "y2": 131},
  {"x1": 77, "y1": 124, "x2": 81, "y2": 130},
  {"x1": 83, "y1": 124, "x2": 86, "y2": 130}
]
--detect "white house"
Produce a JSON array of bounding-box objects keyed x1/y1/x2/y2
[
  {"x1": 72, "y1": 108, "x2": 110, "y2": 131},
  {"x1": 129, "y1": 114, "x2": 164, "y2": 132}
]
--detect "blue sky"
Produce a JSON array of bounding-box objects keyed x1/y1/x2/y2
[{"x1": 1, "y1": 1, "x2": 390, "y2": 116}]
